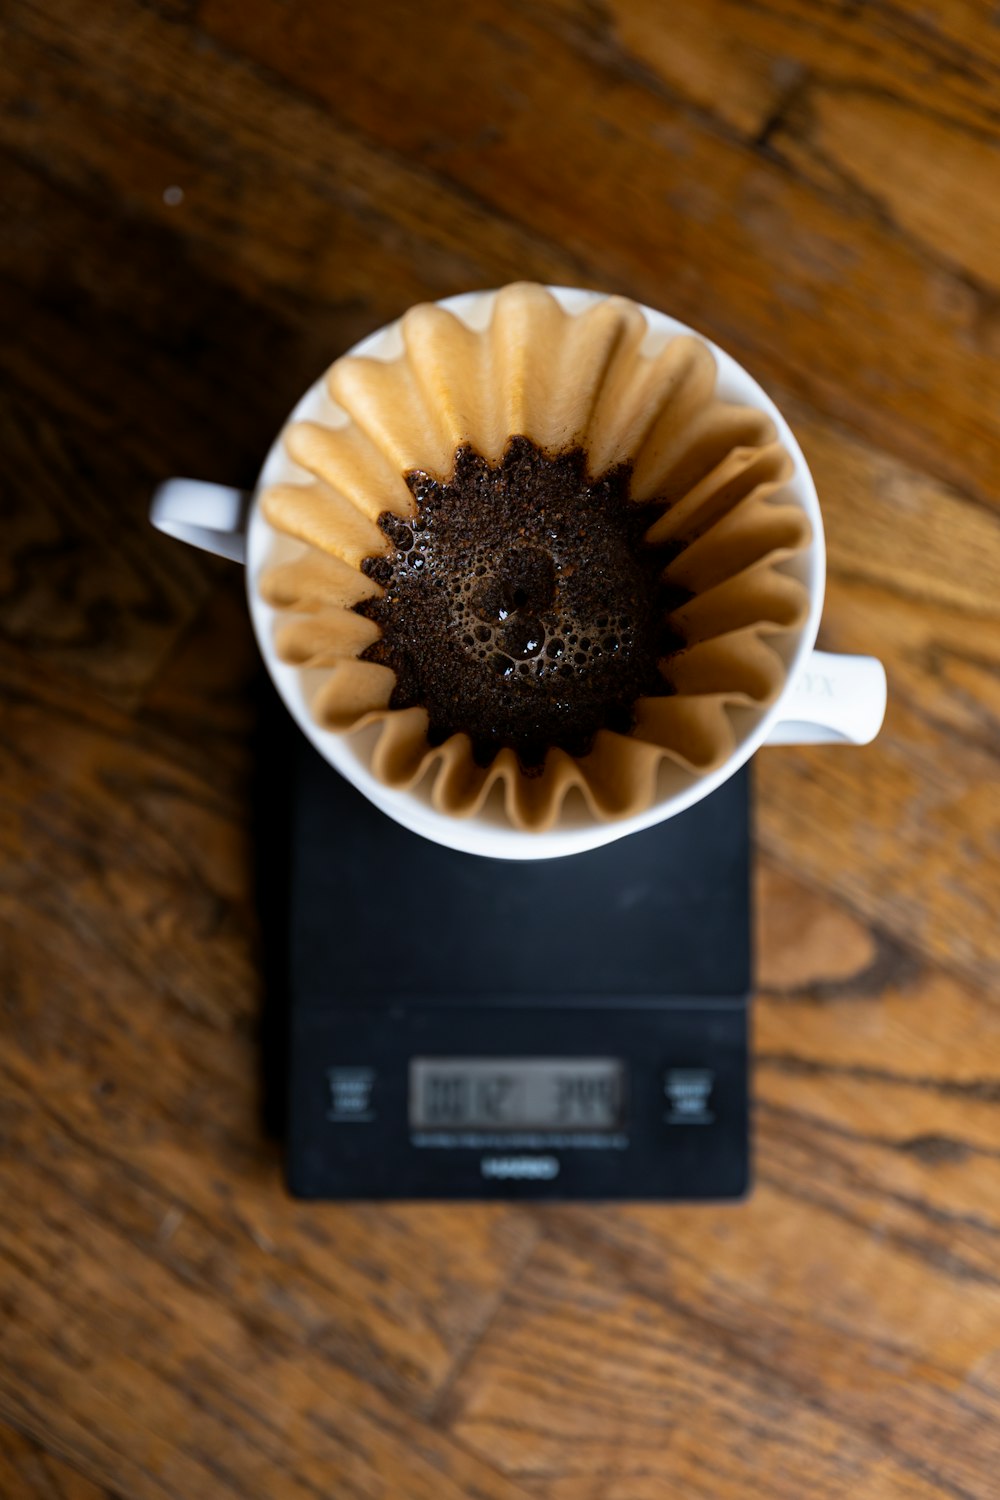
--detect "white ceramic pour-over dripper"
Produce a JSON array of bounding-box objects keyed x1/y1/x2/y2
[{"x1": 151, "y1": 287, "x2": 886, "y2": 860}]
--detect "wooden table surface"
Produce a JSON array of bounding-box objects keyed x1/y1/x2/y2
[{"x1": 3, "y1": 1, "x2": 1000, "y2": 1496}]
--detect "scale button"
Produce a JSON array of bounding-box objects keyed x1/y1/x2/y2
[
  {"x1": 326, "y1": 1067, "x2": 376, "y2": 1123},
  {"x1": 663, "y1": 1068, "x2": 715, "y2": 1125}
]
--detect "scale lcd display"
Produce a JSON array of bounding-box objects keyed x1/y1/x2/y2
[{"x1": 409, "y1": 1057, "x2": 625, "y2": 1132}]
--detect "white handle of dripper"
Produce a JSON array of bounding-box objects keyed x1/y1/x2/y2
[
  {"x1": 764, "y1": 650, "x2": 887, "y2": 746},
  {"x1": 150, "y1": 479, "x2": 249, "y2": 564}
]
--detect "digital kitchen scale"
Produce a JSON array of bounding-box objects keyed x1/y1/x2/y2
[{"x1": 261, "y1": 701, "x2": 752, "y2": 1201}]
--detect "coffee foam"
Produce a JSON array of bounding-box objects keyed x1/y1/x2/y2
[{"x1": 426, "y1": 533, "x2": 636, "y2": 685}]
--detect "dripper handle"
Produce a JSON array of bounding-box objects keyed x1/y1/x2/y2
[
  {"x1": 150, "y1": 479, "x2": 249, "y2": 564},
  {"x1": 765, "y1": 650, "x2": 887, "y2": 747}
]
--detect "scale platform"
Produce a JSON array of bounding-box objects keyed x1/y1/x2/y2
[{"x1": 262, "y1": 704, "x2": 752, "y2": 1201}]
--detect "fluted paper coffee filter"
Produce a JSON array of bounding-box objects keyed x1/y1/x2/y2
[{"x1": 259, "y1": 284, "x2": 810, "y2": 830}]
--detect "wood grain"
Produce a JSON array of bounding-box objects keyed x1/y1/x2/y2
[
  {"x1": 0, "y1": 1426, "x2": 119, "y2": 1500},
  {"x1": 2, "y1": 0, "x2": 999, "y2": 1496},
  {"x1": 443, "y1": 1236, "x2": 992, "y2": 1499},
  {"x1": 196, "y1": 0, "x2": 1000, "y2": 502}
]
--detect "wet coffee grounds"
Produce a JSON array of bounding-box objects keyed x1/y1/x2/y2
[{"x1": 355, "y1": 437, "x2": 688, "y2": 770}]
